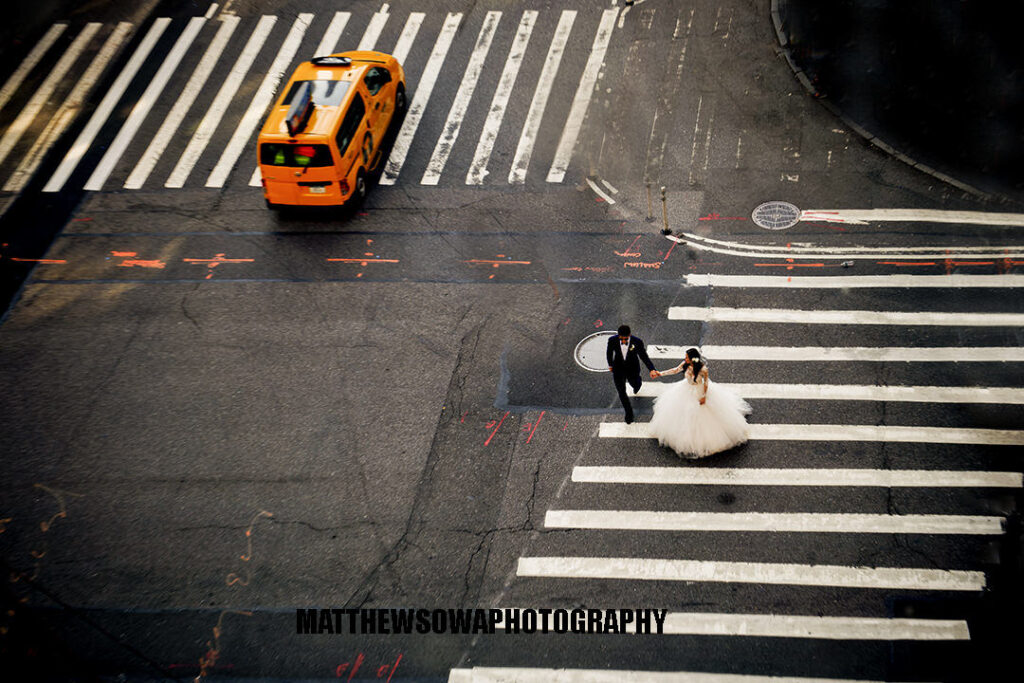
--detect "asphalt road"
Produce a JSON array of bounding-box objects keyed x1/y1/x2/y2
[{"x1": 0, "y1": 1, "x2": 1022, "y2": 681}]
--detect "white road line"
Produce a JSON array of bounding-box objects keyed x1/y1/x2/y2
[
  {"x1": 381, "y1": 13, "x2": 462, "y2": 185},
  {"x1": 5, "y1": 23, "x2": 132, "y2": 193},
  {"x1": 488, "y1": 608, "x2": 968, "y2": 640},
  {"x1": 669, "y1": 231, "x2": 1024, "y2": 260},
  {"x1": 0, "y1": 23, "x2": 100, "y2": 168},
  {"x1": 600, "y1": 422, "x2": 1024, "y2": 446},
  {"x1": 0, "y1": 23, "x2": 66, "y2": 114},
  {"x1": 420, "y1": 11, "x2": 501, "y2": 185},
  {"x1": 466, "y1": 10, "x2": 536, "y2": 185},
  {"x1": 204, "y1": 4, "x2": 219, "y2": 20},
  {"x1": 391, "y1": 12, "x2": 425, "y2": 63},
  {"x1": 508, "y1": 10, "x2": 575, "y2": 184},
  {"x1": 585, "y1": 177, "x2": 615, "y2": 204},
  {"x1": 43, "y1": 19, "x2": 169, "y2": 193},
  {"x1": 800, "y1": 209, "x2": 1024, "y2": 227},
  {"x1": 571, "y1": 466, "x2": 1023, "y2": 488},
  {"x1": 545, "y1": 510, "x2": 1003, "y2": 535},
  {"x1": 450, "y1": 668, "x2": 935, "y2": 683},
  {"x1": 125, "y1": 16, "x2": 239, "y2": 189},
  {"x1": 166, "y1": 15, "x2": 276, "y2": 188},
  {"x1": 648, "y1": 345, "x2": 1024, "y2": 363},
  {"x1": 547, "y1": 8, "x2": 618, "y2": 183},
  {"x1": 683, "y1": 274, "x2": 1024, "y2": 288},
  {"x1": 636, "y1": 383, "x2": 1024, "y2": 404},
  {"x1": 516, "y1": 556, "x2": 985, "y2": 591},
  {"x1": 313, "y1": 11, "x2": 350, "y2": 56},
  {"x1": 357, "y1": 6, "x2": 389, "y2": 51},
  {"x1": 85, "y1": 16, "x2": 207, "y2": 191},
  {"x1": 667, "y1": 306, "x2": 1024, "y2": 327},
  {"x1": 206, "y1": 13, "x2": 312, "y2": 188}
]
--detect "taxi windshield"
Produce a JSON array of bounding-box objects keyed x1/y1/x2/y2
[
  {"x1": 282, "y1": 79, "x2": 350, "y2": 106},
  {"x1": 260, "y1": 143, "x2": 333, "y2": 167}
]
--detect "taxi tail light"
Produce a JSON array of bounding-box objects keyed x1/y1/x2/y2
[{"x1": 339, "y1": 179, "x2": 350, "y2": 195}]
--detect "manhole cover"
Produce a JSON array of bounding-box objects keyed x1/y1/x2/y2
[
  {"x1": 751, "y1": 201, "x2": 801, "y2": 230},
  {"x1": 574, "y1": 331, "x2": 615, "y2": 372}
]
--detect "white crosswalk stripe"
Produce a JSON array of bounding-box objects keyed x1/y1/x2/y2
[
  {"x1": 466, "y1": 11, "x2": 536, "y2": 185},
  {"x1": 206, "y1": 13, "x2": 313, "y2": 188},
  {"x1": 546, "y1": 8, "x2": 618, "y2": 183},
  {"x1": 165, "y1": 15, "x2": 276, "y2": 188},
  {"x1": 43, "y1": 18, "x2": 169, "y2": 193},
  {"x1": 85, "y1": 16, "x2": 207, "y2": 191},
  {"x1": 0, "y1": 23, "x2": 100, "y2": 168},
  {"x1": 0, "y1": 23, "x2": 67, "y2": 114},
  {"x1": 125, "y1": 16, "x2": 239, "y2": 189},
  {"x1": 4, "y1": 23, "x2": 132, "y2": 193},
  {"x1": 4, "y1": 8, "x2": 627, "y2": 193},
  {"x1": 509, "y1": 10, "x2": 575, "y2": 184},
  {"x1": 497, "y1": 271, "x2": 1022, "y2": 679},
  {"x1": 420, "y1": 11, "x2": 501, "y2": 185},
  {"x1": 381, "y1": 12, "x2": 462, "y2": 185}
]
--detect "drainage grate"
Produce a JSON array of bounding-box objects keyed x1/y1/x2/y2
[{"x1": 751, "y1": 201, "x2": 801, "y2": 230}]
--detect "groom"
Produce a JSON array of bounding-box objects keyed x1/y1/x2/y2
[{"x1": 607, "y1": 325, "x2": 657, "y2": 424}]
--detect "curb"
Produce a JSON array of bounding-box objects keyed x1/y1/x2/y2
[{"x1": 769, "y1": 0, "x2": 1009, "y2": 205}]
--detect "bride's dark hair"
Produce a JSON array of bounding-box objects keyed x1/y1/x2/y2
[{"x1": 686, "y1": 347, "x2": 704, "y2": 376}]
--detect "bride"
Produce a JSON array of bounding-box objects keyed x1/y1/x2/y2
[{"x1": 648, "y1": 348, "x2": 752, "y2": 458}]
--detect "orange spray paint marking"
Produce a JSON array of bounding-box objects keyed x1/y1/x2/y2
[
  {"x1": 113, "y1": 252, "x2": 166, "y2": 268},
  {"x1": 326, "y1": 258, "x2": 399, "y2": 265},
  {"x1": 484, "y1": 411, "x2": 511, "y2": 446},
  {"x1": 71, "y1": 217, "x2": 93, "y2": 222},
  {"x1": 195, "y1": 609, "x2": 253, "y2": 682},
  {"x1": 0, "y1": 518, "x2": 11, "y2": 533},
  {"x1": 615, "y1": 235, "x2": 642, "y2": 257},
  {"x1": 525, "y1": 411, "x2": 545, "y2": 444},
  {"x1": 594, "y1": 319, "x2": 603, "y2": 328},
  {"x1": 754, "y1": 260, "x2": 826, "y2": 270},
  {"x1": 561, "y1": 266, "x2": 583, "y2": 272},
  {"x1": 662, "y1": 240, "x2": 678, "y2": 263},
  {"x1": 183, "y1": 254, "x2": 255, "y2": 279},
  {"x1": 9, "y1": 258, "x2": 67, "y2": 264},
  {"x1": 464, "y1": 259, "x2": 531, "y2": 266},
  {"x1": 877, "y1": 261, "x2": 936, "y2": 267},
  {"x1": 35, "y1": 484, "x2": 83, "y2": 533},
  {"x1": 460, "y1": 411, "x2": 468, "y2": 423},
  {"x1": 624, "y1": 262, "x2": 661, "y2": 269}
]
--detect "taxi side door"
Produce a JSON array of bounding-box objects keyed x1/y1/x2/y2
[{"x1": 359, "y1": 66, "x2": 394, "y2": 169}]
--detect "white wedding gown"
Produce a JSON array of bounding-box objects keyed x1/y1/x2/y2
[{"x1": 648, "y1": 366, "x2": 752, "y2": 458}]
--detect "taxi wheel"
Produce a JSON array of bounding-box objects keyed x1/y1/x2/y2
[
  {"x1": 395, "y1": 85, "x2": 406, "y2": 113},
  {"x1": 354, "y1": 170, "x2": 368, "y2": 203}
]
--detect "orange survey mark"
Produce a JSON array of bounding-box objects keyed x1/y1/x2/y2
[
  {"x1": 464, "y1": 255, "x2": 531, "y2": 280},
  {"x1": 484, "y1": 411, "x2": 511, "y2": 446},
  {"x1": 225, "y1": 509, "x2": 273, "y2": 587},
  {"x1": 754, "y1": 259, "x2": 826, "y2": 270},
  {"x1": 112, "y1": 251, "x2": 166, "y2": 269},
  {"x1": 183, "y1": 253, "x2": 255, "y2": 279},
  {"x1": 9, "y1": 258, "x2": 67, "y2": 264},
  {"x1": 195, "y1": 609, "x2": 253, "y2": 682},
  {"x1": 615, "y1": 235, "x2": 642, "y2": 258}
]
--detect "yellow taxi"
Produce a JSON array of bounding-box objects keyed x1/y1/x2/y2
[{"x1": 257, "y1": 51, "x2": 405, "y2": 209}]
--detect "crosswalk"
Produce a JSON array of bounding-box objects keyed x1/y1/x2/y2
[
  {"x1": 0, "y1": 3, "x2": 634, "y2": 196},
  {"x1": 460, "y1": 272, "x2": 1023, "y2": 681}
]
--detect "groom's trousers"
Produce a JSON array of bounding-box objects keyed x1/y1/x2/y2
[{"x1": 613, "y1": 372, "x2": 643, "y2": 422}]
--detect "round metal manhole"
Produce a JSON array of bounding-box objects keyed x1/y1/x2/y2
[
  {"x1": 751, "y1": 201, "x2": 801, "y2": 230},
  {"x1": 574, "y1": 331, "x2": 615, "y2": 372}
]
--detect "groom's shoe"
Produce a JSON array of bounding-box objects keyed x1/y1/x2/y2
[{"x1": 625, "y1": 414, "x2": 634, "y2": 424}]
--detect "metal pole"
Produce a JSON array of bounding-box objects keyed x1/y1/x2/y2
[
  {"x1": 660, "y1": 186, "x2": 670, "y2": 234},
  {"x1": 645, "y1": 182, "x2": 653, "y2": 222}
]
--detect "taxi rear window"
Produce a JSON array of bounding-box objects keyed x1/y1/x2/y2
[
  {"x1": 282, "y1": 80, "x2": 350, "y2": 106},
  {"x1": 260, "y1": 143, "x2": 333, "y2": 167}
]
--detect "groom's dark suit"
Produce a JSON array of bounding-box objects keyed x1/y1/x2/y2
[{"x1": 607, "y1": 334, "x2": 655, "y2": 423}]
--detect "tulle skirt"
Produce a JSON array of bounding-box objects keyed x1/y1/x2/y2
[{"x1": 648, "y1": 379, "x2": 752, "y2": 458}]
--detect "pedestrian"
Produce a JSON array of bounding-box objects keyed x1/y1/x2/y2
[
  {"x1": 648, "y1": 347, "x2": 752, "y2": 458},
  {"x1": 607, "y1": 325, "x2": 656, "y2": 424}
]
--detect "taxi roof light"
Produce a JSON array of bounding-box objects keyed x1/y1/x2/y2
[
  {"x1": 285, "y1": 81, "x2": 314, "y2": 137},
  {"x1": 311, "y1": 56, "x2": 352, "y2": 67}
]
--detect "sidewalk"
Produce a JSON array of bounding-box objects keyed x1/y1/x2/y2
[{"x1": 773, "y1": 0, "x2": 1024, "y2": 205}]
